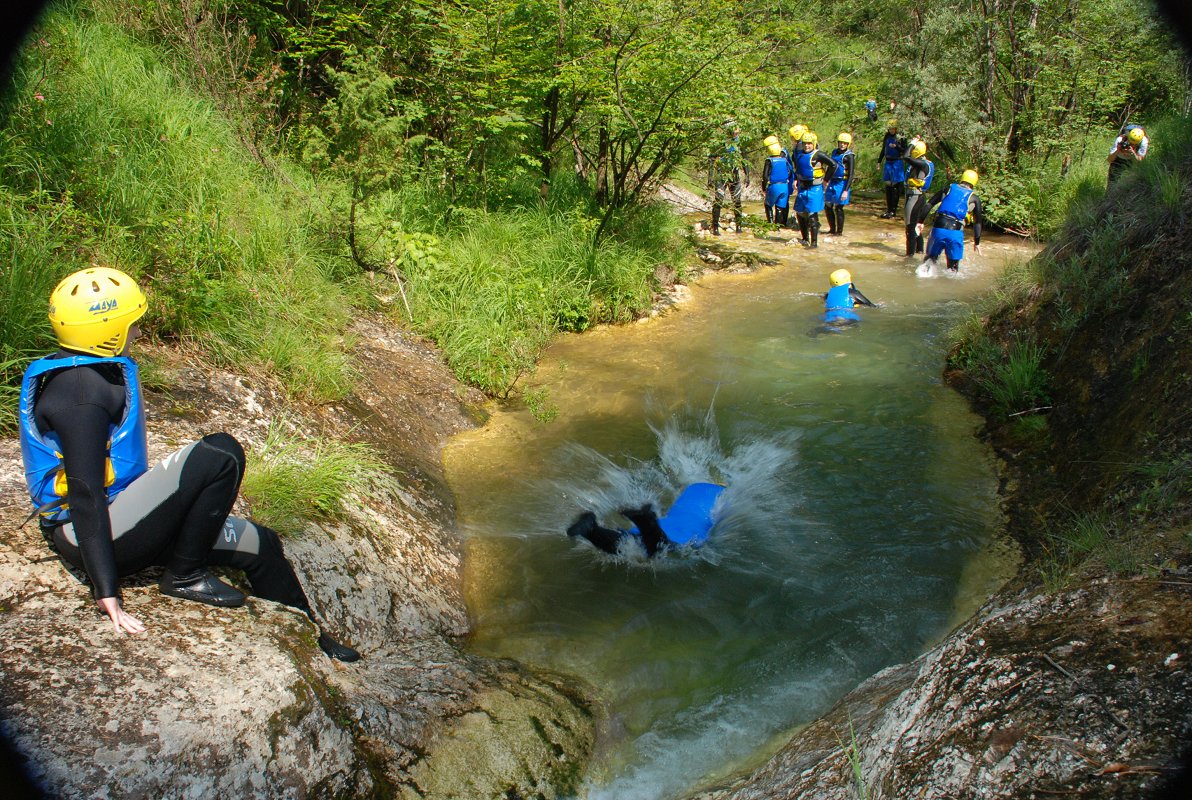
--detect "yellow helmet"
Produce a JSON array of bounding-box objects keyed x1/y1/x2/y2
[
  {"x1": 789, "y1": 124, "x2": 808, "y2": 141},
  {"x1": 960, "y1": 169, "x2": 979, "y2": 187},
  {"x1": 829, "y1": 269, "x2": 852, "y2": 287},
  {"x1": 48, "y1": 267, "x2": 147, "y2": 356},
  {"x1": 801, "y1": 131, "x2": 816, "y2": 145},
  {"x1": 1126, "y1": 126, "x2": 1145, "y2": 146},
  {"x1": 837, "y1": 132, "x2": 853, "y2": 146},
  {"x1": 887, "y1": 119, "x2": 898, "y2": 132},
  {"x1": 764, "y1": 134, "x2": 782, "y2": 155},
  {"x1": 910, "y1": 139, "x2": 927, "y2": 158}
]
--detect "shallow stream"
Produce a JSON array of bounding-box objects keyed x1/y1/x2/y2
[{"x1": 444, "y1": 202, "x2": 1036, "y2": 799}]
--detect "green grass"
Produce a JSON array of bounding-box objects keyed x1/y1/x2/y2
[
  {"x1": 241, "y1": 416, "x2": 400, "y2": 536},
  {"x1": 0, "y1": 10, "x2": 359, "y2": 418}
]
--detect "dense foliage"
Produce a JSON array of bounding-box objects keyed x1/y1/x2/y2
[{"x1": 1, "y1": 0, "x2": 1187, "y2": 417}]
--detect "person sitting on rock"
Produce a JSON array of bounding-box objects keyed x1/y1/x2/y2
[
  {"x1": 18, "y1": 267, "x2": 360, "y2": 661},
  {"x1": 567, "y1": 483, "x2": 726, "y2": 557}
]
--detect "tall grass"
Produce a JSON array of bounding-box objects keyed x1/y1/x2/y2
[
  {"x1": 0, "y1": 10, "x2": 358, "y2": 414},
  {"x1": 241, "y1": 416, "x2": 400, "y2": 536},
  {"x1": 359, "y1": 183, "x2": 681, "y2": 396}
]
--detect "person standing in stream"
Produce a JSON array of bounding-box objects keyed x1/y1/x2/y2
[
  {"x1": 876, "y1": 120, "x2": 908, "y2": 218},
  {"x1": 792, "y1": 131, "x2": 838, "y2": 248},
  {"x1": 18, "y1": 267, "x2": 360, "y2": 661}
]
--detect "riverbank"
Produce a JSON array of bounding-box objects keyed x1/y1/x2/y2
[{"x1": 687, "y1": 159, "x2": 1192, "y2": 796}]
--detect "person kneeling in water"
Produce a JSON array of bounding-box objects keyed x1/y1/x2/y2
[
  {"x1": 19, "y1": 267, "x2": 360, "y2": 661},
  {"x1": 566, "y1": 483, "x2": 726, "y2": 557}
]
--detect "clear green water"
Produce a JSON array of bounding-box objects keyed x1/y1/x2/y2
[{"x1": 444, "y1": 207, "x2": 1031, "y2": 799}]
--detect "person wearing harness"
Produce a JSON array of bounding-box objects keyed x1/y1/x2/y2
[
  {"x1": 823, "y1": 268, "x2": 876, "y2": 325},
  {"x1": 902, "y1": 137, "x2": 935, "y2": 256},
  {"x1": 18, "y1": 267, "x2": 360, "y2": 661},
  {"x1": 566, "y1": 483, "x2": 726, "y2": 557},
  {"x1": 916, "y1": 169, "x2": 983, "y2": 273},
  {"x1": 792, "y1": 131, "x2": 838, "y2": 248},
  {"x1": 761, "y1": 134, "x2": 794, "y2": 227},
  {"x1": 876, "y1": 120, "x2": 908, "y2": 219},
  {"x1": 824, "y1": 132, "x2": 856, "y2": 236},
  {"x1": 708, "y1": 120, "x2": 750, "y2": 235},
  {"x1": 1107, "y1": 124, "x2": 1148, "y2": 185}
]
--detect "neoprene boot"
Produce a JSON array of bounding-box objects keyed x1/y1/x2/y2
[
  {"x1": 567, "y1": 511, "x2": 622, "y2": 554},
  {"x1": 159, "y1": 569, "x2": 246, "y2": 607},
  {"x1": 810, "y1": 215, "x2": 820, "y2": 248},
  {"x1": 827, "y1": 207, "x2": 838, "y2": 235},
  {"x1": 621, "y1": 504, "x2": 668, "y2": 557},
  {"x1": 317, "y1": 630, "x2": 361, "y2": 662},
  {"x1": 836, "y1": 207, "x2": 846, "y2": 235}
]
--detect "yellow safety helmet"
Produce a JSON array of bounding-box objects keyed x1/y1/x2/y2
[
  {"x1": 801, "y1": 131, "x2": 817, "y2": 145},
  {"x1": 910, "y1": 139, "x2": 927, "y2": 158},
  {"x1": 887, "y1": 119, "x2": 898, "y2": 132},
  {"x1": 829, "y1": 269, "x2": 852, "y2": 287},
  {"x1": 48, "y1": 267, "x2": 147, "y2": 356},
  {"x1": 837, "y1": 132, "x2": 853, "y2": 146},
  {"x1": 766, "y1": 142, "x2": 783, "y2": 156},
  {"x1": 1126, "y1": 126, "x2": 1145, "y2": 146},
  {"x1": 789, "y1": 124, "x2": 808, "y2": 141},
  {"x1": 960, "y1": 169, "x2": 979, "y2": 187}
]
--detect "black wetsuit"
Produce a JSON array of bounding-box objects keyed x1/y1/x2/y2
[
  {"x1": 877, "y1": 133, "x2": 908, "y2": 216},
  {"x1": 902, "y1": 151, "x2": 933, "y2": 256},
  {"x1": 31, "y1": 352, "x2": 358, "y2": 659},
  {"x1": 825, "y1": 149, "x2": 855, "y2": 235},
  {"x1": 568, "y1": 505, "x2": 670, "y2": 557},
  {"x1": 916, "y1": 187, "x2": 984, "y2": 271},
  {"x1": 709, "y1": 140, "x2": 749, "y2": 234}
]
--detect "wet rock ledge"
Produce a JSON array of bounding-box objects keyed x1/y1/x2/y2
[{"x1": 0, "y1": 317, "x2": 595, "y2": 799}]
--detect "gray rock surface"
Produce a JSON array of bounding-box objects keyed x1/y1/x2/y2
[{"x1": 0, "y1": 319, "x2": 595, "y2": 798}]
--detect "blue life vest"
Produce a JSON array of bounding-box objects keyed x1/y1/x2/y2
[
  {"x1": 825, "y1": 283, "x2": 855, "y2": 310},
  {"x1": 628, "y1": 483, "x2": 726, "y2": 548},
  {"x1": 830, "y1": 149, "x2": 851, "y2": 182},
  {"x1": 19, "y1": 355, "x2": 149, "y2": 522},
  {"x1": 795, "y1": 150, "x2": 825, "y2": 183},
  {"x1": 907, "y1": 160, "x2": 934, "y2": 191},
  {"x1": 766, "y1": 155, "x2": 792, "y2": 185},
  {"x1": 865, "y1": 100, "x2": 876, "y2": 112},
  {"x1": 937, "y1": 183, "x2": 974, "y2": 222},
  {"x1": 882, "y1": 134, "x2": 902, "y2": 161}
]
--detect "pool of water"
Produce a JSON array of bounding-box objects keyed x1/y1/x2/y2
[{"x1": 444, "y1": 203, "x2": 1032, "y2": 799}]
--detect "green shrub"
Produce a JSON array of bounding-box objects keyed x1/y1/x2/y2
[{"x1": 242, "y1": 417, "x2": 399, "y2": 536}]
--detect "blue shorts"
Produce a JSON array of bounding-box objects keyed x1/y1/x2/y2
[
  {"x1": 882, "y1": 160, "x2": 906, "y2": 185},
  {"x1": 927, "y1": 226, "x2": 965, "y2": 262},
  {"x1": 765, "y1": 183, "x2": 790, "y2": 209},
  {"x1": 794, "y1": 183, "x2": 825, "y2": 214},
  {"x1": 824, "y1": 180, "x2": 850, "y2": 206}
]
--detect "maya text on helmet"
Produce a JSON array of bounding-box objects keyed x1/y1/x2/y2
[{"x1": 48, "y1": 267, "x2": 148, "y2": 356}]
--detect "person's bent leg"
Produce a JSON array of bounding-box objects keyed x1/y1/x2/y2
[
  {"x1": 208, "y1": 517, "x2": 360, "y2": 661},
  {"x1": 621, "y1": 505, "x2": 668, "y2": 557},
  {"x1": 567, "y1": 511, "x2": 625, "y2": 554},
  {"x1": 154, "y1": 433, "x2": 247, "y2": 606}
]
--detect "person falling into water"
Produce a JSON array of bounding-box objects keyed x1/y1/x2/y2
[{"x1": 567, "y1": 483, "x2": 726, "y2": 557}]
